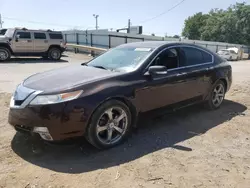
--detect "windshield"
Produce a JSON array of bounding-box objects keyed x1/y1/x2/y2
[
  {"x1": 87, "y1": 47, "x2": 153, "y2": 71},
  {"x1": 4, "y1": 28, "x2": 15, "y2": 38}
]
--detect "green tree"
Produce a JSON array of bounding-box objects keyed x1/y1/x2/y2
[
  {"x1": 182, "y1": 2, "x2": 250, "y2": 45},
  {"x1": 182, "y1": 12, "x2": 208, "y2": 40}
]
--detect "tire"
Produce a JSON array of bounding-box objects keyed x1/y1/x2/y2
[
  {"x1": 0, "y1": 47, "x2": 11, "y2": 61},
  {"x1": 205, "y1": 80, "x2": 226, "y2": 110},
  {"x1": 48, "y1": 48, "x2": 61, "y2": 60},
  {"x1": 85, "y1": 100, "x2": 132, "y2": 149}
]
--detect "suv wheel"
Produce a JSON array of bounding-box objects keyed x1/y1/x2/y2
[
  {"x1": 49, "y1": 48, "x2": 61, "y2": 60},
  {"x1": 0, "y1": 47, "x2": 11, "y2": 61},
  {"x1": 85, "y1": 100, "x2": 132, "y2": 149}
]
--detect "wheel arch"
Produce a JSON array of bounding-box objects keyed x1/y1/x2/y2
[
  {"x1": 86, "y1": 96, "x2": 138, "y2": 131},
  {"x1": 0, "y1": 43, "x2": 13, "y2": 54},
  {"x1": 48, "y1": 45, "x2": 62, "y2": 52}
]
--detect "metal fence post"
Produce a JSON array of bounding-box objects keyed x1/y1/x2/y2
[
  {"x1": 142, "y1": 38, "x2": 145, "y2": 41},
  {"x1": 90, "y1": 33, "x2": 93, "y2": 47},
  {"x1": 125, "y1": 36, "x2": 128, "y2": 43},
  {"x1": 64, "y1": 34, "x2": 67, "y2": 43},
  {"x1": 109, "y1": 35, "x2": 111, "y2": 48},
  {"x1": 90, "y1": 33, "x2": 94, "y2": 56}
]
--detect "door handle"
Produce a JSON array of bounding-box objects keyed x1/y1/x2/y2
[
  {"x1": 176, "y1": 73, "x2": 187, "y2": 76},
  {"x1": 27, "y1": 40, "x2": 32, "y2": 43},
  {"x1": 206, "y1": 67, "x2": 214, "y2": 71},
  {"x1": 44, "y1": 40, "x2": 48, "y2": 43}
]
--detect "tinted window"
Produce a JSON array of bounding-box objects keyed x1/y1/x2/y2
[
  {"x1": 34, "y1": 32, "x2": 46, "y2": 39},
  {"x1": 181, "y1": 47, "x2": 212, "y2": 66},
  {"x1": 152, "y1": 48, "x2": 179, "y2": 69},
  {"x1": 16, "y1": 32, "x2": 31, "y2": 39},
  {"x1": 202, "y1": 51, "x2": 213, "y2": 62},
  {"x1": 49, "y1": 33, "x2": 63, "y2": 39}
]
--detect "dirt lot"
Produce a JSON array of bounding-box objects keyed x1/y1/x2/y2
[{"x1": 0, "y1": 55, "x2": 250, "y2": 188}]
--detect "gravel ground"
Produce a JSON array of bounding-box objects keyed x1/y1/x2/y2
[{"x1": 0, "y1": 55, "x2": 250, "y2": 188}]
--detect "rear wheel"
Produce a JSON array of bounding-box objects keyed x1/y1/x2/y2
[
  {"x1": 0, "y1": 47, "x2": 11, "y2": 61},
  {"x1": 85, "y1": 100, "x2": 132, "y2": 149},
  {"x1": 205, "y1": 81, "x2": 226, "y2": 110},
  {"x1": 48, "y1": 48, "x2": 61, "y2": 60}
]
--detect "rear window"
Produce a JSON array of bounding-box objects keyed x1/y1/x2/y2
[{"x1": 49, "y1": 33, "x2": 63, "y2": 39}]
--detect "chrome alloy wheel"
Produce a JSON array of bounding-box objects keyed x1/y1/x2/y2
[
  {"x1": 96, "y1": 107, "x2": 128, "y2": 145},
  {"x1": 212, "y1": 83, "x2": 225, "y2": 107}
]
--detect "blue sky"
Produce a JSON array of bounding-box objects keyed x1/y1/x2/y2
[{"x1": 0, "y1": 0, "x2": 248, "y2": 36}]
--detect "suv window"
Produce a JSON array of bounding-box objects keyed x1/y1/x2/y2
[
  {"x1": 34, "y1": 32, "x2": 46, "y2": 39},
  {"x1": 49, "y1": 33, "x2": 63, "y2": 39},
  {"x1": 180, "y1": 47, "x2": 212, "y2": 66},
  {"x1": 16, "y1": 32, "x2": 31, "y2": 39},
  {"x1": 152, "y1": 48, "x2": 179, "y2": 69}
]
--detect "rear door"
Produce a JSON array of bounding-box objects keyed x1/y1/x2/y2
[
  {"x1": 179, "y1": 46, "x2": 214, "y2": 99},
  {"x1": 33, "y1": 32, "x2": 49, "y2": 53},
  {"x1": 12, "y1": 31, "x2": 33, "y2": 53}
]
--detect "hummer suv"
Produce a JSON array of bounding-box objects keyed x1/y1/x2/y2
[{"x1": 0, "y1": 28, "x2": 66, "y2": 61}]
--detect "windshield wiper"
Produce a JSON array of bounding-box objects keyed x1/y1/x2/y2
[{"x1": 92, "y1": 65, "x2": 108, "y2": 70}]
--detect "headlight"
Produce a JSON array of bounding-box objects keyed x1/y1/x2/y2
[{"x1": 29, "y1": 90, "x2": 83, "y2": 105}]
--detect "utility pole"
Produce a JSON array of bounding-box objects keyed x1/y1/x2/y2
[
  {"x1": 128, "y1": 19, "x2": 131, "y2": 33},
  {"x1": 93, "y1": 14, "x2": 99, "y2": 30},
  {"x1": 0, "y1": 14, "x2": 3, "y2": 28}
]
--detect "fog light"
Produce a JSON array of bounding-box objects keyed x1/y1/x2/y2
[{"x1": 33, "y1": 127, "x2": 53, "y2": 141}]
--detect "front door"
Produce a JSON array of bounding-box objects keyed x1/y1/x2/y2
[
  {"x1": 135, "y1": 47, "x2": 202, "y2": 112},
  {"x1": 12, "y1": 31, "x2": 33, "y2": 53},
  {"x1": 136, "y1": 68, "x2": 193, "y2": 112}
]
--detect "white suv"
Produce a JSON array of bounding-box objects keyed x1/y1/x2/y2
[{"x1": 0, "y1": 28, "x2": 66, "y2": 61}]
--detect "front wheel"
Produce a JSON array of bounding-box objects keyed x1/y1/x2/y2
[
  {"x1": 0, "y1": 47, "x2": 11, "y2": 61},
  {"x1": 48, "y1": 48, "x2": 62, "y2": 60},
  {"x1": 85, "y1": 100, "x2": 132, "y2": 149},
  {"x1": 205, "y1": 81, "x2": 226, "y2": 110}
]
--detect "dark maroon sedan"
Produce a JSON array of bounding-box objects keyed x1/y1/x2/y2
[{"x1": 8, "y1": 42, "x2": 232, "y2": 149}]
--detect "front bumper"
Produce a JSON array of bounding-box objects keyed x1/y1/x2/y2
[{"x1": 8, "y1": 85, "x2": 90, "y2": 141}]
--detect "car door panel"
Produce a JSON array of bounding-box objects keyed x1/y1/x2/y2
[
  {"x1": 12, "y1": 31, "x2": 34, "y2": 53},
  {"x1": 33, "y1": 32, "x2": 49, "y2": 52},
  {"x1": 135, "y1": 68, "x2": 197, "y2": 112}
]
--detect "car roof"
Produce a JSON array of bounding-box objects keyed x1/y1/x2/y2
[{"x1": 117, "y1": 41, "x2": 203, "y2": 49}]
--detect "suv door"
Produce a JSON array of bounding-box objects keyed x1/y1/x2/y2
[
  {"x1": 136, "y1": 47, "x2": 201, "y2": 112},
  {"x1": 33, "y1": 32, "x2": 49, "y2": 53},
  {"x1": 12, "y1": 31, "x2": 33, "y2": 53}
]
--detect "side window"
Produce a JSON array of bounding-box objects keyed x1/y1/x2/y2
[
  {"x1": 49, "y1": 33, "x2": 63, "y2": 39},
  {"x1": 34, "y1": 32, "x2": 46, "y2": 39},
  {"x1": 16, "y1": 32, "x2": 31, "y2": 39},
  {"x1": 180, "y1": 47, "x2": 212, "y2": 66},
  {"x1": 202, "y1": 51, "x2": 213, "y2": 62},
  {"x1": 152, "y1": 48, "x2": 179, "y2": 69}
]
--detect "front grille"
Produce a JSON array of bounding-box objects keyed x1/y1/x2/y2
[{"x1": 14, "y1": 100, "x2": 24, "y2": 106}]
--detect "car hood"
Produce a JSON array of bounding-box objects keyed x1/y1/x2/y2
[
  {"x1": 0, "y1": 35, "x2": 7, "y2": 41},
  {"x1": 23, "y1": 65, "x2": 120, "y2": 93}
]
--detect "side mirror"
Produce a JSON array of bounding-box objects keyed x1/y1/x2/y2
[
  {"x1": 145, "y1": 65, "x2": 168, "y2": 76},
  {"x1": 15, "y1": 34, "x2": 20, "y2": 42}
]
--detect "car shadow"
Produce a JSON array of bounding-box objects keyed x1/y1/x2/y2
[
  {"x1": 11, "y1": 100, "x2": 247, "y2": 174},
  {"x1": 0, "y1": 57, "x2": 68, "y2": 64}
]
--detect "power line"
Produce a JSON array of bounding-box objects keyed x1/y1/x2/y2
[
  {"x1": 139, "y1": 0, "x2": 187, "y2": 24},
  {"x1": 2, "y1": 16, "x2": 87, "y2": 29}
]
